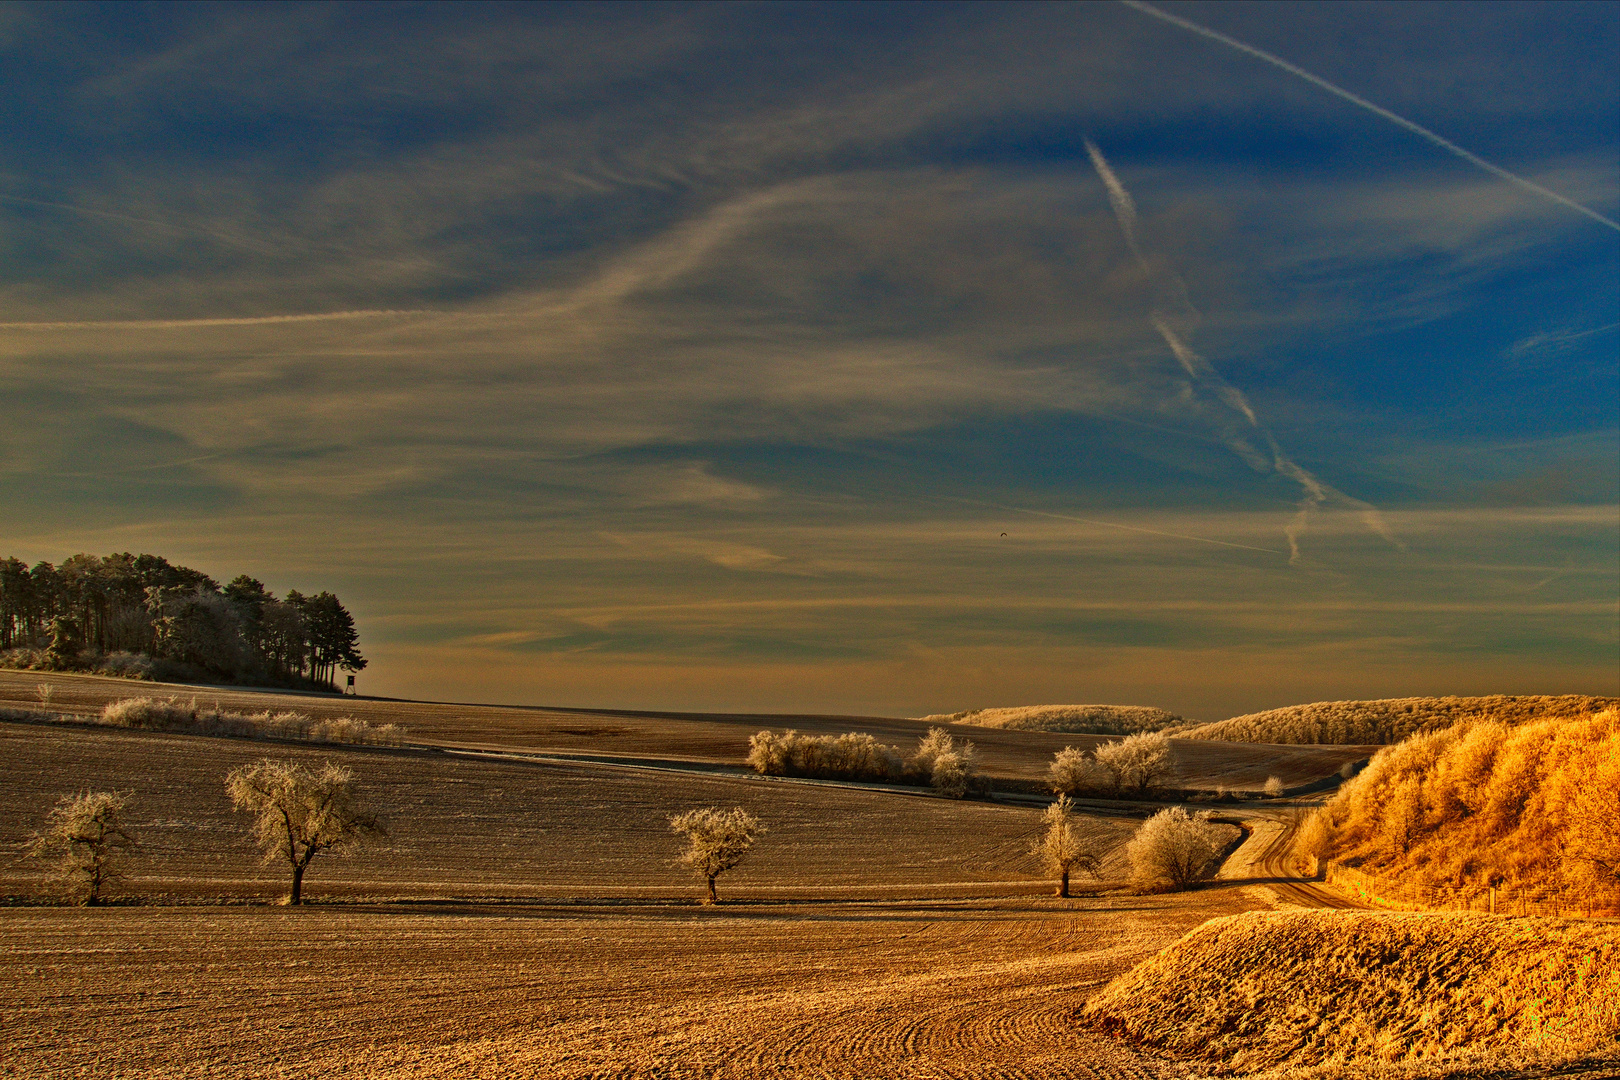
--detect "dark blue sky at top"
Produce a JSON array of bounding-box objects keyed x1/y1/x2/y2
[{"x1": 0, "y1": 0, "x2": 1615, "y2": 713}]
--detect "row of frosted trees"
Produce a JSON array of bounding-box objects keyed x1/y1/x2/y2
[{"x1": 0, "y1": 552, "x2": 364, "y2": 689}]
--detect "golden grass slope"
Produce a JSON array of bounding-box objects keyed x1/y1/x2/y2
[
  {"x1": 1301, "y1": 710, "x2": 1620, "y2": 905},
  {"x1": 1179, "y1": 694, "x2": 1614, "y2": 745},
  {"x1": 924, "y1": 704, "x2": 1185, "y2": 735},
  {"x1": 1080, "y1": 909, "x2": 1620, "y2": 1075}
]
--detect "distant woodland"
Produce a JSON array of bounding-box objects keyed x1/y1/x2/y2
[{"x1": 0, "y1": 552, "x2": 364, "y2": 690}]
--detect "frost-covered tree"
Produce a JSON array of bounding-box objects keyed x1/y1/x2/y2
[
  {"x1": 1094, "y1": 731, "x2": 1172, "y2": 796},
  {"x1": 913, "y1": 727, "x2": 977, "y2": 798},
  {"x1": 226, "y1": 759, "x2": 384, "y2": 905},
  {"x1": 29, "y1": 790, "x2": 136, "y2": 905},
  {"x1": 1032, "y1": 795, "x2": 1101, "y2": 897},
  {"x1": 669, "y1": 806, "x2": 763, "y2": 903},
  {"x1": 1049, "y1": 746, "x2": 1115, "y2": 797}
]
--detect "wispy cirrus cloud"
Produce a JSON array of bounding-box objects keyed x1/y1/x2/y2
[{"x1": 1, "y1": 2, "x2": 1613, "y2": 714}]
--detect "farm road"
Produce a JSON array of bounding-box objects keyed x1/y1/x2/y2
[{"x1": 1216, "y1": 807, "x2": 1365, "y2": 911}]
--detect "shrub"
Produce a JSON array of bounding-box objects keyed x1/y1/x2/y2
[
  {"x1": 1263, "y1": 775, "x2": 1285, "y2": 798},
  {"x1": 746, "y1": 726, "x2": 979, "y2": 797},
  {"x1": 1094, "y1": 731, "x2": 1172, "y2": 796},
  {"x1": 1292, "y1": 809, "x2": 1333, "y2": 876},
  {"x1": 1049, "y1": 746, "x2": 1115, "y2": 797},
  {"x1": 746, "y1": 729, "x2": 904, "y2": 782},
  {"x1": 1127, "y1": 806, "x2": 1225, "y2": 890},
  {"x1": 28, "y1": 790, "x2": 136, "y2": 905},
  {"x1": 96, "y1": 697, "x2": 405, "y2": 746},
  {"x1": 669, "y1": 806, "x2": 763, "y2": 903}
]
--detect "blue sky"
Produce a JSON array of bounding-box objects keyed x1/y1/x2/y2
[{"x1": 2, "y1": 1, "x2": 1615, "y2": 718}]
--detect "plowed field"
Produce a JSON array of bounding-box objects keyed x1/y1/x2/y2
[
  {"x1": 1, "y1": 712, "x2": 1266, "y2": 1079},
  {"x1": 1, "y1": 722, "x2": 1143, "y2": 901},
  {"x1": 1, "y1": 670, "x2": 1372, "y2": 792},
  {"x1": 2, "y1": 895, "x2": 1254, "y2": 1079}
]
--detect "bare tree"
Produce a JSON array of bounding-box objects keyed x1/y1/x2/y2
[
  {"x1": 1126, "y1": 806, "x2": 1226, "y2": 890},
  {"x1": 29, "y1": 790, "x2": 135, "y2": 905},
  {"x1": 225, "y1": 758, "x2": 384, "y2": 905},
  {"x1": 1094, "y1": 731, "x2": 1172, "y2": 796},
  {"x1": 1031, "y1": 795, "x2": 1101, "y2": 897},
  {"x1": 1049, "y1": 746, "x2": 1114, "y2": 797},
  {"x1": 669, "y1": 806, "x2": 763, "y2": 903}
]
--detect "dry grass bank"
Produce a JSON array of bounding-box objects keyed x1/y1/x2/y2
[
  {"x1": 1299, "y1": 710, "x2": 1619, "y2": 908},
  {"x1": 1081, "y1": 909, "x2": 1620, "y2": 1076},
  {"x1": 923, "y1": 704, "x2": 1185, "y2": 735},
  {"x1": 1180, "y1": 694, "x2": 1614, "y2": 745}
]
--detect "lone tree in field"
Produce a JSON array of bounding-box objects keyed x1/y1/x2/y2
[
  {"x1": 669, "y1": 806, "x2": 763, "y2": 903},
  {"x1": 1032, "y1": 794, "x2": 1101, "y2": 897},
  {"x1": 28, "y1": 790, "x2": 136, "y2": 905},
  {"x1": 225, "y1": 758, "x2": 384, "y2": 905},
  {"x1": 1126, "y1": 806, "x2": 1226, "y2": 890}
]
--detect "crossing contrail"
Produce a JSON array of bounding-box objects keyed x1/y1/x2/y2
[
  {"x1": 1084, "y1": 137, "x2": 1402, "y2": 563},
  {"x1": 1119, "y1": 0, "x2": 1620, "y2": 234}
]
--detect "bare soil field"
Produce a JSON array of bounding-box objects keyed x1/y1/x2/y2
[
  {"x1": 1, "y1": 710, "x2": 1267, "y2": 1079},
  {"x1": 4, "y1": 699, "x2": 1600, "y2": 1079},
  {"x1": 1, "y1": 670, "x2": 1372, "y2": 792},
  {"x1": 1, "y1": 892, "x2": 1264, "y2": 1080},
  {"x1": 1, "y1": 722, "x2": 1140, "y2": 902}
]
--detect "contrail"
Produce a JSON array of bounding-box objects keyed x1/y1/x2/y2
[
  {"x1": 1084, "y1": 138, "x2": 1402, "y2": 563},
  {"x1": 1118, "y1": 0, "x2": 1620, "y2": 233},
  {"x1": 1084, "y1": 140, "x2": 1144, "y2": 262}
]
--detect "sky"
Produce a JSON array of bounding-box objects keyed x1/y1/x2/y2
[{"x1": 1, "y1": 0, "x2": 1616, "y2": 721}]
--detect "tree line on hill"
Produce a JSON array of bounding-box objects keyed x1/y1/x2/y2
[{"x1": 0, "y1": 552, "x2": 364, "y2": 689}]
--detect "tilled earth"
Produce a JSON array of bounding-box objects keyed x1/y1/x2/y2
[
  {"x1": 0, "y1": 675, "x2": 1339, "y2": 1080},
  {"x1": 1, "y1": 896, "x2": 1252, "y2": 1079},
  {"x1": 1, "y1": 722, "x2": 1140, "y2": 901},
  {"x1": 1, "y1": 670, "x2": 1373, "y2": 792}
]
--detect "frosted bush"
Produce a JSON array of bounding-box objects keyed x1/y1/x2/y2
[{"x1": 1127, "y1": 806, "x2": 1225, "y2": 889}]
